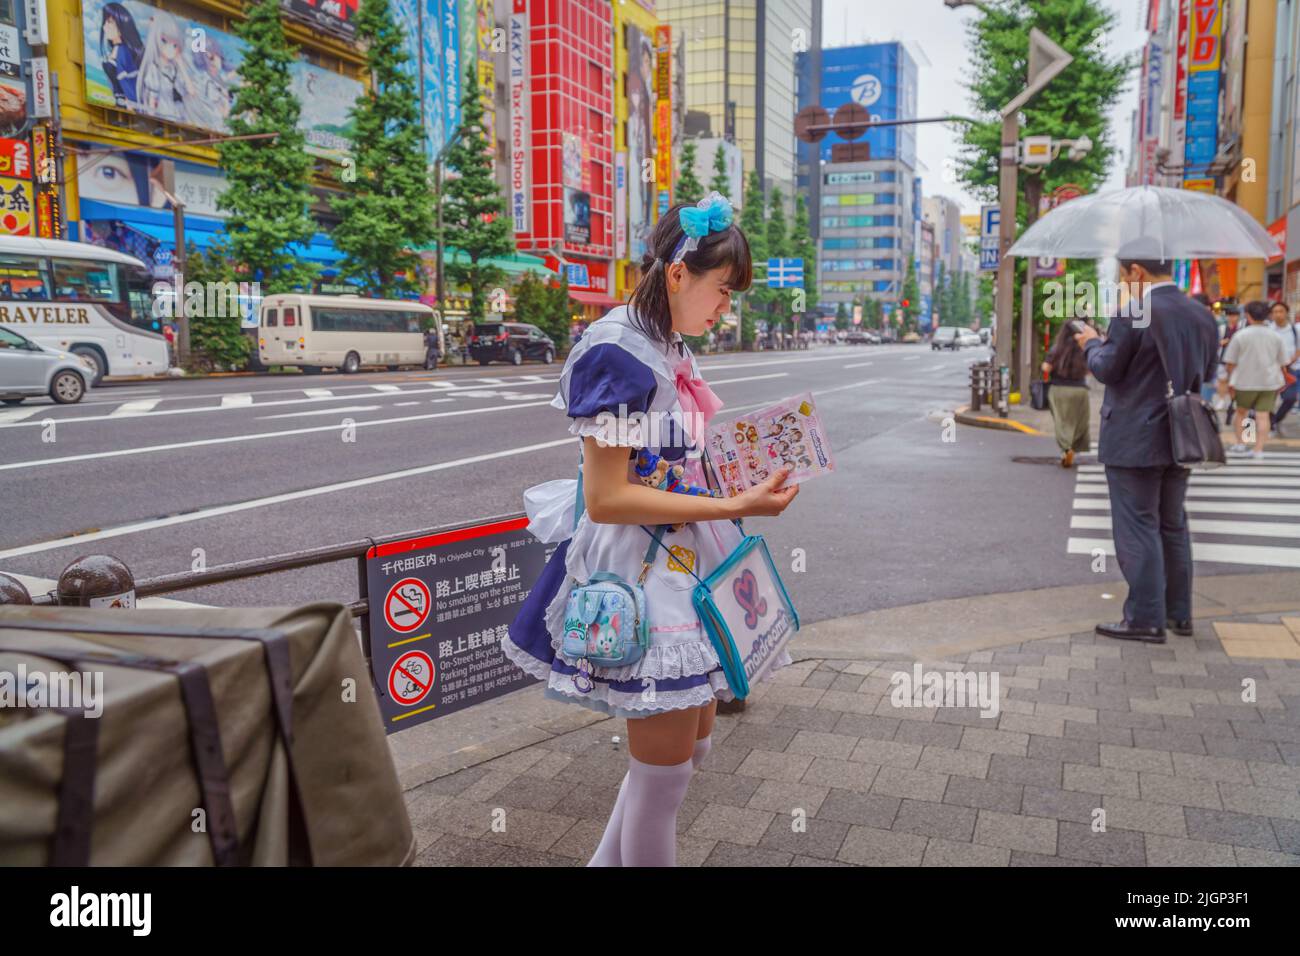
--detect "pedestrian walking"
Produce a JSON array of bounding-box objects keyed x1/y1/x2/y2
[
  {"x1": 1074, "y1": 259, "x2": 1218, "y2": 644},
  {"x1": 1223, "y1": 300, "x2": 1289, "y2": 457},
  {"x1": 1269, "y1": 300, "x2": 1300, "y2": 436},
  {"x1": 501, "y1": 194, "x2": 800, "y2": 867},
  {"x1": 423, "y1": 326, "x2": 441, "y2": 370},
  {"x1": 1041, "y1": 320, "x2": 1092, "y2": 468}
]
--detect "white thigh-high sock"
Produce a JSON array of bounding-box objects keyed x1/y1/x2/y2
[
  {"x1": 586, "y1": 772, "x2": 630, "y2": 867},
  {"x1": 692, "y1": 735, "x2": 712, "y2": 769},
  {"x1": 619, "y1": 754, "x2": 695, "y2": 867}
]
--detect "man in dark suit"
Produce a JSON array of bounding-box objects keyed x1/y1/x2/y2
[{"x1": 1074, "y1": 259, "x2": 1219, "y2": 643}]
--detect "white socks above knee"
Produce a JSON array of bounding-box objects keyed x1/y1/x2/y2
[
  {"x1": 692, "y1": 735, "x2": 712, "y2": 769},
  {"x1": 619, "y1": 754, "x2": 695, "y2": 867}
]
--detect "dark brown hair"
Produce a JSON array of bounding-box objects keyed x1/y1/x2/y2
[
  {"x1": 1244, "y1": 300, "x2": 1271, "y2": 323},
  {"x1": 627, "y1": 203, "x2": 753, "y2": 344},
  {"x1": 1047, "y1": 321, "x2": 1089, "y2": 381}
]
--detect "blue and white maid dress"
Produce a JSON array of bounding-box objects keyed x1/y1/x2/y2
[{"x1": 501, "y1": 304, "x2": 793, "y2": 717}]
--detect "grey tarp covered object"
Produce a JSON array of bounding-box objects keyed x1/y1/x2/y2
[{"x1": 0, "y1": 603, "x2": 414, "y2": 866}]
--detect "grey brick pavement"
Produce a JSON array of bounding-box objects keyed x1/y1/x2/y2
[{"x1": 407, "y1": 613, "x2": 1300, "y2": 866}]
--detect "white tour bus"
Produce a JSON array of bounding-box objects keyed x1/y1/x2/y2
[
  {"x1": 257, "y1": 294, "x2": 444, "y2": 374},
  {"x1": 0, "y1": 235, "x2": 170, "y2": 383}
]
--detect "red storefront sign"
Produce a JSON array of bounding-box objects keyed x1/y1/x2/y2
[{"x1": 1267, "y1": 216, "x2": 1286, "y2": 266}]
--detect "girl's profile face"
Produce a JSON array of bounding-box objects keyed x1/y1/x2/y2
[
  {"x1": 668, "y1": 263, "x2": 734, "y2": 337},
  {"x1": 104, "y1": 18, "x2": 121, "y2": 46}
]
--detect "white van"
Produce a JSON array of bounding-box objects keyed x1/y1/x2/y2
[
  {"x1": 0, "y1": 235, "x2": 170, "y2": 383},
  {"x1": 257, "y1": 294, "x2": 444, "y2": 374}
]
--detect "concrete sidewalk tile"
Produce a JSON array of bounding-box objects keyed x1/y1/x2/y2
[
  {"x1": 791, "y1": 855, "x2": 851, "y2": 866},
  {"x1": 919, "y1": 745, "x2": 991, "y2": 779},
  {"x1": 843, "y1": 661, "x2": 883, "y2": 676},
  {"x1": 933, "y1": 706, "x2": 989, "y2": 727},
  {"x1": 1151, "y1": 660, "x2": 1209, "y2": 676},
  {"x1": 735, "y1": 748, "x2": 816, "y2": 783},
  {"x1": 1143, "y1": 834, "x2": 1237, "y2": 866},
  {"x1": 802, "y1": 756, "x2": 881, "y2": 792},
  {"x1": 676, "y1": 796, "x2": 708, "y2": 834},
  {"x1": 1028, "y1": 735, "x2": 1100, "y2": 766},
  {"x1": 1234, "y1": 721, "x2": 1300, "y2": 744},
  {"x1": 942, "y1": 775, "x2": 1023, "y2": 813},
  {"x1": 426, "y1": 797, "x2": 497, "y2": 838},
  {"x1": 480, "y1": 749, "x2": 550, "y2": 776},
  {"x1": 1218, "y1": 782, "x2": 1300, "y2": 821},
  {"x1": 996, "y1": 698, "x2": 1038, "y2": 717},
  {"x1": 987, "y1": 753, "x2": 1063, "y2": 788},
  {"x1": 698, "y1": 744, "x2": 751, "y2": 774},
  {"x1": 960, "y1": 727, "x2": 1030, "y2": 756},
  {"x1": 703, "y1": 842, "x2": 793, "y2": 867},
  {"x1": 1223, "y1": 640, "x2": 1300, "y2": 661},
  {"x1": 892, "y1": 798, "x2": 977, "y2": 841},
  {"x1": 675, "y1": 835, "x2": 718, "y2": 868},
  {"x1": 1064, "y1": 722, "x2": 1135, "y2": 746},
  {"x1": 1021, "y1": 786, "x2": 1102, "y2": 823},
  {"x1": 1009, "y1": 851, "x2": 1102, "y2": 866},
  {"x1": 546, "y1": 818, "x2": 604, "y2": 861},
  {"x1": 1097, "y1": 709, "x2": 1165, "y2": 730},
  {"x1": 833, "y1": 712, "x2": 901, "y2": 740},
  {"x1": 1057, "y1": 821, "x2": 1146, "y2": 866},
  {"x1": 850, "y1": 738, "x2": 923, "y2": 769},
  {"x1": 815, "y1": 689, "x2": 880, "y2": 714},
  {"x1": 838, "y1": 825, "x2": 927, "y2": 866},
  {"x1": 1184, "y1": 807, "x2": 1280, "y2": 850},
  {"x1": 687, "y1": 803, "x2": 776, "y2": 847},
  {"x1": 1203, "y1": 736, "x2": 1283, "y2": 763},
  {"x1": 724, "y1": 722, "x2": 798, "y2": 752},
  {"x1": 1170, "y1": 751, "x2": 1250, "y2": 782},
  {"x1": 1215, "y1": 622, "x2": 1298, "y2": 643},
  {"x1": 523, "y1": 750, "x2": 575, "y2": 780},
  {"x1": 488, "y1": 776, "x2": 579, "y2": 813},
  {"x1": 1131, "y1": 729, "x2": 1208, "y2": 756},
  {"x1": 1100, "y1": 744, "x2": 1175, "y2": 775},
  {"x1": 923, "y1": 837, "x2": 1011, "y2": 867},
  {"x1": 1283, "y1": 618, "x2": 1300, "y2": 637},
  {"x1": 1101, "y1": 795, "x2": 1188, "y2": 837},
  {"x1": 418, "y1": 765, "x2": 491, "y2": 797},
  {"x1": 1138, "y1": 772, "x2": 1224, "y2": 810},
  {"x1": 1269, "y1": 818, "x2": 1300, "y2": 853},
  {"x1": 747, "y1": 778, "x2": 831, "y2": 816},
  {"x1": 999, "y1": 713, "x2": 1066, "y2": 738},
  {"x1": 775, "y1": 705, "x2": 843, "y2": 733},
  {"x1": 1234, "y1": 846, "x2": 1300, "y2": 866},
  {"x1": 786, "y1": 729, "x2": 859, "y2": 760},
  {"x1": 763, "y1": 685, "x2": 829, "y2": 709},
  {"x1": 758, "y1": 815, "x2": 850, "y2": 860},
  {"x1": 415, "y1": 832, "x2": 509, "y2": 867},
  {"x1": 1155, "y1": 686, "x2": 1222, "y2": 705},
  {"x1": 404, "y1": 789, "x2": 452, "y2": 827},
  {"x1": 1034, "y1": 702, "x2": 1100, "y2": 725},
  {"x1": 816, "y1": 789, "x2": 900, "y2": 829},
  {"x1": 482, "y1": 806, "x2": 579, "y2": 852},
  {"x1": 1245, "y1": 760, "x2": 1300, "y2": 790},
  {"x1": 894, "y1": 720, "x2": 966, "y2": 749},
  {"x1": 827, "y1": 672, "x2": 868, "y2": 693},
  {"x1": 1131, "y1": 698, "x2": 1196, "y2": 718},
  {"x1": 490, "y1": 847, "x2": 578, "y2": 867},
  {"x1": 1063, "y1": 763, "x2": 1141, "y2": 798},
  {"x1": 685, "y1": 769, "x2": 763, "y2": 807},
  {"x1": 1071, "y1": 643, "x2": 1123, "y2": 660},
  {"x1": 973, "y1": 809, "x2": 1058, "y2": 854},
  {"x1": 871, "y1": 766, "x2": 951, "y2": 802},
  {"x1": 1011, "y1": 687, "x2": 1070, "y2": 706},
  {"x1": 555, "y1": 751, "x2": 631, "y2": 788},
  {"x1": 1161, "y1": 715, "x2": 1238, "y2": 737}
]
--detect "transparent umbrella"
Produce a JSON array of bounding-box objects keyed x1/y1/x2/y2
[{"x1": 1006, "y1": 185, "x2": 1281, "y2": 260}]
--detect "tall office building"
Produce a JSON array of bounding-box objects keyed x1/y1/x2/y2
[{"x1": 659, "y1": 0, "x2": 817, "y2": 203}]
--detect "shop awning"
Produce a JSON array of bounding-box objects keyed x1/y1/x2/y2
[
  {"x1": 417, "y1": 247, "x2": 560, "y2": 279},
  {"x1": 569, "y1": 290, "x2": 624, "y2": 308}
]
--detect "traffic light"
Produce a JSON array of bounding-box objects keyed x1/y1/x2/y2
[{"x1": 901, "y1": 298, "x2": 910, "y2": 308}]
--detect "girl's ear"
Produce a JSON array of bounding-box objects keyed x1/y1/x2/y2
[{"x1": 667, "y1": 261, "x2": 684, "y2": 293}]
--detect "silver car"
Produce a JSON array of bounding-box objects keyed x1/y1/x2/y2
[{"x1": 0, "y1": 327, "x2": 93, "y2": 405}]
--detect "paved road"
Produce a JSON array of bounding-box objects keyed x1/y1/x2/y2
[{"x1": 2, "y1": 343, "x2": 1282, "y2": 633}]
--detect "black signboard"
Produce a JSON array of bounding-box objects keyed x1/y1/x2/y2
[
  {"x1": 366, "y1": 515, "x2": 550, "y2": 734},
  {"x1": 280, "y1": 0, "x2": 357, "y2": 40}
]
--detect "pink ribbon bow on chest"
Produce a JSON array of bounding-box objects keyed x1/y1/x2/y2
[{"x1": 673, "y1": 355, "x2": 724, "y2": 445}]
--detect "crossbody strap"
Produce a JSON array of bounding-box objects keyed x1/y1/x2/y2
[{"x1": 1144, "y1": 301, "x2": 1195, "y2": 398}]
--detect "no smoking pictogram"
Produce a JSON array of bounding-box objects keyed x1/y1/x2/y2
[
  {"x1": 388, "y1": 651, "x2": 435, "y2": 706},
  {"x1": 384, "y1": 577, "x2": 431, "y2": 633}
]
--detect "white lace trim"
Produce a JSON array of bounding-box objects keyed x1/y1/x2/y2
[
  {"x1": 544, "y1": 668, "x2": 733, "y2": 716},
  {"x1": 567, "y1": 416, "x2": 650, "y2": 447},
  {"x1": 500, "y1": 631, "x2": 555, "y2": 683}
]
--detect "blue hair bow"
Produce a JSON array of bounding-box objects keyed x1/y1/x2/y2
[{"x1": 673, "y1": 191, "x2": 734, "y2": 262}]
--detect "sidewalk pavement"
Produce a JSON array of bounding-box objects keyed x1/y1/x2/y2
[{"x1": 399, "y1": 572, "x2": 1300, "y2": 866}]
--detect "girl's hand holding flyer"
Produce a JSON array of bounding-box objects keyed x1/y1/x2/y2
[{"x1": 705, "y1": 391, "x2": 834, "y2": 496}]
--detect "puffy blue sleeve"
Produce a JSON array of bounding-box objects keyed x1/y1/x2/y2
[{"x1": 566, "y1": 343, "x2": 658, "y2": 418}]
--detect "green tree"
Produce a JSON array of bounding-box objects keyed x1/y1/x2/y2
[
  {"x1": 330, "y1": 0, "x2": 435, "y2": 297},
  {"x1": 183, "y1": 239, "x2": 252, "y2": 371},
  {"x1": 766, "y1": 187, "x2": 793, "y2": 340},
  {"x1": 737, "y1": 169, "x2": 768, "y2": 348},
  {"x1": 790, "y1": 193, "x2": 818, "y2": 327},
  {"x1": 216, "y1": 0, "x2": 317, "y2": 293},
  {"x1": 976, "y1": 273, "x2": 995, "y2": 326},
  {"x1": 957, "y1": 0, "x2": 1131, "y2": 374},
  {"x1": 900, "y1": 258, "x2": 921, "y2": 330},
  {"x1": 543, "y1": 275, "x2": 572, "y2": 349},
  {"x1": 834, "y1": 301, "x2": 848, "y2": 330},
  {"x1": 676, "y1": 141, "x2": 705, "y2": 206},
  {"x1": 443, "y1": 64, "x2": 514, "y2": 322},
  {"x1": 708, "y1": 144, "x2": 730, "y2": 199},
  {"x1": 934, "y1": 261, "x2": 949, "y2": 326}
]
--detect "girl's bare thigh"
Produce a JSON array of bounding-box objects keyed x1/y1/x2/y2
[{"x1": 626, "y1": 699, "x2": 718, "y2": 765}]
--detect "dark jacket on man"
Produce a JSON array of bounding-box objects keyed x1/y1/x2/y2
[{"x1": 1084, "y1": 285, "x2": 1219, "y2": 468}]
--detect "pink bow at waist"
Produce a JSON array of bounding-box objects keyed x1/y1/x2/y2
[{"x1": 674, "y1": 356, "x2": 723, "y2": 444}]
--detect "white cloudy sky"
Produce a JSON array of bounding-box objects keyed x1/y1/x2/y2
[{"x1": 820, "y1": 0, "x2": 1147, "y2": 214}]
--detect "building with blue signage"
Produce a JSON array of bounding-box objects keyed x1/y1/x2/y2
[{"x1": 797, "y1": 42, "x2": 920, "y2": 316}]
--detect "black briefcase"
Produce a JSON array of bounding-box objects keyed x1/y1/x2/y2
[
  {"x1": 1151, "y1": 319, "x2": 1226, "y2": 469},
  {"x1": 1030, "y1": 379, "x2": 1050, "y2": 410}
]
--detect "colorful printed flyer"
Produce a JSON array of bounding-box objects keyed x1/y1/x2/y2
[{"x1": 705, "y1": 391, "x2": 834, "y2": 496}]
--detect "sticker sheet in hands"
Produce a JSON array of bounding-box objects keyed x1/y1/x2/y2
[{"x1": 705, "y1": 391, "x2": 834, "y2": 497}]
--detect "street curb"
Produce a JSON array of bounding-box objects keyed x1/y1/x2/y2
[{"x1": 952, "y1": 403, "x2": 1044, "y2": 436}]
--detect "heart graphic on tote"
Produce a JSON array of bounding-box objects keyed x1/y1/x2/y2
[{"x1": 733, "y1": 569, "x2": 768, "y2": 630}]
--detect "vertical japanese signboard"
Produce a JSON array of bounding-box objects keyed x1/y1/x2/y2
[
  {"x1": 366, "y1": 516, "x2": 549, "y2": 733},
  {"x1": 1184, "y1": 0, "x2": 1221, "y2": 182},
  {"x1": 509, "y1": 0, "x2": 530, "y2": 233},
  {"x1": 654, "y1": 25, "x2": 672, "y2": 217}
]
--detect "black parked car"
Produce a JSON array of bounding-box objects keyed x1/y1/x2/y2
[{"x1": 468, "y1": 322, "x2": 556, "y2": 366}]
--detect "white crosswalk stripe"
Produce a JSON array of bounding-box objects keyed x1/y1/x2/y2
[
  {"x1": 303, "y1": 388, "x2": 333, "y2": 398},
  {"x1": 108, "y1": 399, "x2": 162, "y2": 417},
  {"x1": 0, "y1": 406, "x2": 42, "y2": 424},
  {"x1": 1066, "y1": 455, "x2": 1300, "y2": 568},
  {"x1": 371, "y1": 384, "x2": 402, "y2": 393},
  {"x1": 220, "y1": 393, "x2": 253, "y2": 408}
]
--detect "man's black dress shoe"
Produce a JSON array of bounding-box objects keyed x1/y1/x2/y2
[
  {"x1": 1166, "y1": 619, "x2": 1194, "y2": 637},
  {"x1": 1095, "y1": 621, "x2": 1166, "y2": 643}
]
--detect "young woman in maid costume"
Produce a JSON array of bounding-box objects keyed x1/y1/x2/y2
[{"x1": 501, "y1": 192, "x2": 801, "y2": 867}]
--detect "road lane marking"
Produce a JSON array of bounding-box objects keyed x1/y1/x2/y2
[
  {"x1": 108, "y1": 399, "x2": 162, "y2": 417},
  {"x1": 0, "y1": 437, "x2": 576, "y2": 560},
  {"x1": 1067, "y1": 536, "x2": 1300, "y2": 568},
  {"x1": 0, "y1": 407, "x2": 42, "y2": 424},
  {"x1": 220, "y1": 393, "x2": 253, "y2": 407},
  {"x1": 477, "y1": 377, "x2": 506, "y2": 384},
  {"x1": 697, "y1": 351, "x2": 891, "y2": 373},
  {"x1": 372, "y1": 384, "x2": 402, "y2": 393},
  {"x1": 903, "y1": 356, "x2": 920, "y2": 361},
  {"x1": 927, "y1": 364, "x2": 948, "y2": 371},
  {"x1": 843, "y1": 361, "x2": 873, "y2": 369},
  {"x1": 303, "y1": 388, "x2": 333, "y2": 398},
  {"x1": 815, "y1": 379, "x2": 881, "y2": 395},
  {"x1": 260, "y1": 405, "x2": 384, "y2": 419},
  {"x1": 1070, "y1": 514, "x2": 1300, "y2": 539}
]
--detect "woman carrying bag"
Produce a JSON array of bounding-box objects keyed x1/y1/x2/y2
[
  {"x1": 501, "y1": 194, "x2": 800, "y2": 867},
  {"x1": 1041, "y1": 320, "x2": 1093, "y2": 468}
]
